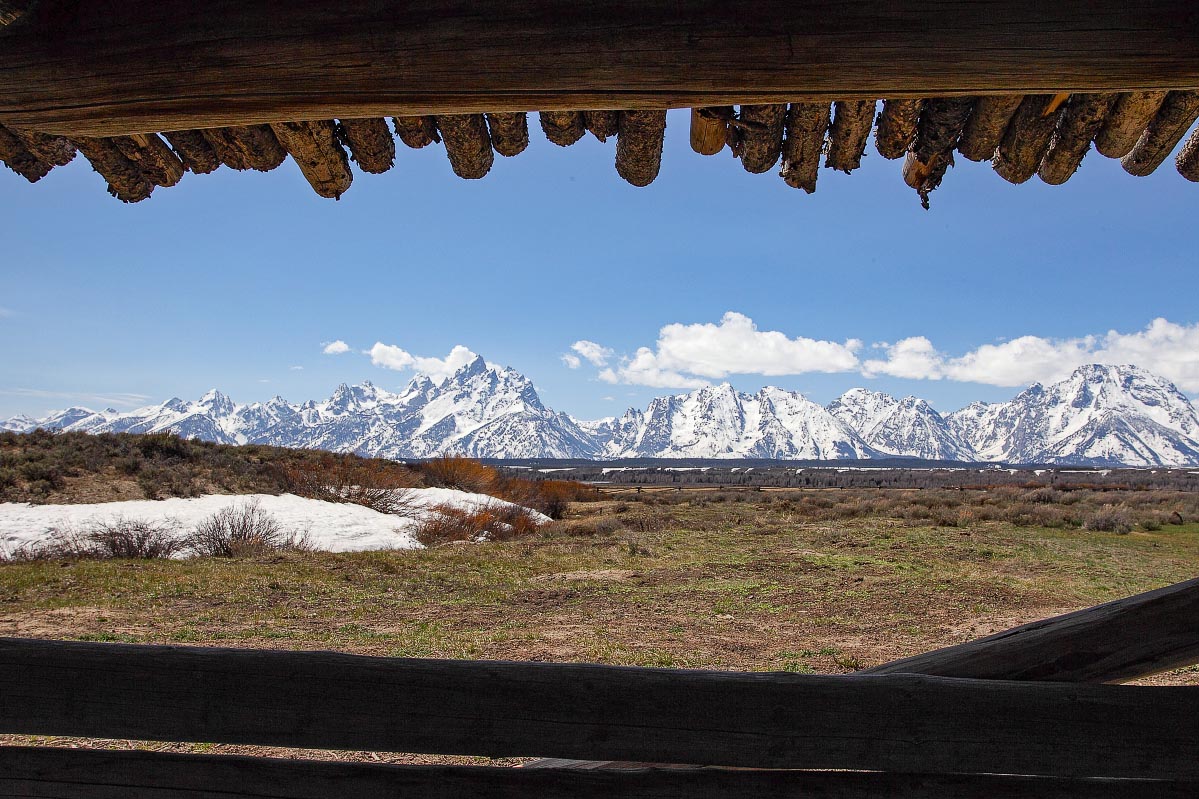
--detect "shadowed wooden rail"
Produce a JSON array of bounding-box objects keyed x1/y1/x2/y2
[{"x1": 0, "y1": 577, "x2": 1198, "y2": 797}]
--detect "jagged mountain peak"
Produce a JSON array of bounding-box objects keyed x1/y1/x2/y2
[{"x1": 4, "y1": 361, "x2": 1197, "y2": 465}]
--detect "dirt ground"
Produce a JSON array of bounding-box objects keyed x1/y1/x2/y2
[{"x1": 2, "y1": 495, "x2": 1196, "y2": 763}]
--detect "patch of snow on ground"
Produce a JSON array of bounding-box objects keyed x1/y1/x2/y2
[{"x1": 0, "y1": 489, "x2": 549, "y2": 556}]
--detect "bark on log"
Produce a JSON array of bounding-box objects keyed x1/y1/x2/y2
[
  {"x1": 914, "y1": 98, "x2": 974, "y2": 163},
  {"x1": 435, "y1": 114, "x2": 494, "y2": 179},
  {"x1": 875, "y1": 99, "x2": 922, "y2": 159},
  {"x1": 734, "y1": 104, "x2": 786, "y2": 173},
  {"x1": 161, "y1": 130, "x2": 220, "y2": 174},
  {"x1": 0, "y1": 0, "x2": 28, "y2": 26},
  {"x1": 4, "y1": 638, "x2": 1197, "y2": 778},
  {"x1": 903, "y1": 151, "x2": 951, "y2": 210},
  {"x1": 1037, "y1": 93, "x2": 1118, "y2": 184},
  {"x1": 615, "y1": 110, "x2": 666, "y2": 187},
  {"x1": 486, "y1": 112, "x2": 529, "y2": 157},
  {"x1": 1122, "y1": 91, "x2": 1199, "y2": 176},
  {"x1": 203, "y1": 125, "x2": 286, "y2": 171},
  {"x1": 904, "y1": 98, "x2": 973, "y2": 207},
  {"x1": 5, "y1": 2, "x2": 1199, "y2": 136},
  {"x1": 779, "y1": 102, "x2": 830, "y2": 192},
  {"x1": 71, "y1": 137, "x2": 153, "y2": 202},
  {"x1": 862, "y1": 576, "x2": 1199, "y2": 683},
  {"x1": 0, "y1": 123, "x2": 51, "y2": 182},
  {"x1": 1178, "y1": 126, "x2": 1199, "y2": 181},
  {"x1": 539, "y1": 111, "x2": 586, "y2": 146},
  {"x1": 4, "y1": 747, "x2": 1198, "y2": 799},
  {"x1": 111, "y1": 133, "x2": 185, "y2": 187},
  {"x1": 9, "y1": 129, "x2": 74, "y2": 166},
  {"x1": 269, "y1": 120, "x2": 353, "y2": 198},
  {"x1": 393, "y1": 116, "x2": 440, "y2": 149},
  {"x1": 584, "y1": 111, "x2": 620, "y2": 142},
  {"x1": 825, "y1": 100, "x2": 875, "y2": 173},
  {"x1": 957, "y1": 95, "x2": 1023, "y2": 161},
  {"x1": 1095, "y1": 91, "x2": 1169, "y2": 157},
  {"x1": 336, "y1": 118, "x2": 394, "y2": 173},
  {"x1": 993, "y1": 94, "x2": 1067, "y2": 184},
  {"x1": 689, "y1": 107, "x2": 731, "y2": 155}
]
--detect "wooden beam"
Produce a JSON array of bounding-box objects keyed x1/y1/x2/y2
[
  {"x1": 2, "y1": 1, "x2": 1198, "y2": 136},
  {"x1": 1, "y1": 638, "x2": 1197, "y2": 778},
  {"x1": 861, "y1": 576, "x2": 1199, "y2": 682},
  {"x1": 3, "y1": 747, "x2": 1197, "y2": 799}
]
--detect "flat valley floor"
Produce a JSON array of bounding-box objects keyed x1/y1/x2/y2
[{"x1": 2, "y1": 490, "x2": 1197, "y2": 764}]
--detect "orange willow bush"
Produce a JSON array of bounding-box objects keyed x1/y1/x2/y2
[{"x1": 417, "y1": 455, "x2": 596, "y2": 519}]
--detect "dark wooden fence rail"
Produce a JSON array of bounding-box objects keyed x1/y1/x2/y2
[
  {"x1": 862, "y1": 575, "x2": 1199, "y2": 681},
  {"x1": 2, "y1": 1, "x2": 1199, "y2": 135},
  {"x1": 2, "y1": 577, "x2": 1198, "y2": 797},
  {"x1": 2, "y1": 638, "x2": 1198, "y2": 779},
  {"x1": 3, "y1": 747, "x2": 1198, "y2": 799}
]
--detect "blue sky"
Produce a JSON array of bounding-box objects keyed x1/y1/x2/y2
[{"x1": 2, "y1": 108, "x2": 1197, "y2": 421}]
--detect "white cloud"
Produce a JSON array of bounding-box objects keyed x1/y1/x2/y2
[
  {"x1": 596, "y1": 312, "x2": 860, "y2": 388},
  {"x1": 289, "y1": 365, "x2": 304, "y2": 371},
  {"x1": 861, "y1": 318, "x2": 1199, "y2": 392},
  {"x1": 560, "y1": 353, "x2": 582, "y2": 369},
  {"x1": 321, "y1": 340, "x2": 351, "y2": 355},
  {"x1": 571, "y1": 340, "x2": 614, "y2": 367},
  {"x1": 368, "y1": 343, "x2": 482, "y2": 384},
  {"x1": 0, "y1": 388, "x2": 152, "y2": 408}
]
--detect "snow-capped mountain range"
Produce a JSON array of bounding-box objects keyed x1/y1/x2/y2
[{"x1": 5, "y1": 360, "x2": 1199, "y2": 466}]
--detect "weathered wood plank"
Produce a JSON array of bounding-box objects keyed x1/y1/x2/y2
[
  {"x1": 2, "y1": 1, "x2": 1198, "y2": 136},
  {"x1": 861, "y1": 576, "x2": 1199, "y2": 682},
  {"x1": 1, "y1": 639, "x2": 1197, "y2": 778},
  {"x1": 3, "y1": 747, "x2": 1197, "y2": 799}
]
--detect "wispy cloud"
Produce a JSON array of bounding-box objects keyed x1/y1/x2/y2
[
  {"x1": 560, "y1": 353, "x2": 582, "y2": 369},
  {"x1": 368, "y1": 343, "x2": 482, "y2": 383},
  {"x1": 289, "y1": 365, "x2": 304, "y2": 371},
  {"x1": 571, "y1": 340, "x2": 614, "y2": 367},
  {"x1": 0, "y1": 307, "x2": 13, "y2": 319},
  {"x1": 321, "y1": 340, "x2": 351, "y2": 355},
  {"x1": 0, "y1": 388, "x2": 152, "y2": 408}
]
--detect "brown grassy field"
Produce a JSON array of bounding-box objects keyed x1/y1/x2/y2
[{"x1": 2, "y1": 488, "x2": 1196, "y2": 764}]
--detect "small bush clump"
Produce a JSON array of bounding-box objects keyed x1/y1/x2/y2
[
  {"x1": 413, "y1": 503, "x2": 542, "y2": 547},
  {"x1": 186, "y1": 499, "x2": 309, "y2": 557},
  {"x1": 1083, "y1": 506, "x2": 1133, "y2": 534}
]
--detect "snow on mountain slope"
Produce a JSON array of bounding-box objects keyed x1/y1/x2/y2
[
  {"x1": 828, "y1": 388, "x2": 976, "y2": 461},
  {"x1": 5, "y1": 361, "x2": 1198, "y2": 465},
  {"x1": 947, "y1": 364, "x2": 1199, "y2": 466},
  {"x1": 604, "y1": 383, "x2": 877, "y2": 459}
]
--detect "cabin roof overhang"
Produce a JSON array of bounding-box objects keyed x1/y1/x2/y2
[{"x1": 2, "y1": 1, "x2": 1198, "y2": 203}]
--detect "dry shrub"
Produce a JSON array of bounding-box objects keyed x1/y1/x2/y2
[
  {"x1": 413, "y1": 502, "x2": 543, "y2": 547},
  {"x1": 84, "y1": 517, "x2": 184, "y2": 558},
  {"x1": 419, "y1": 455, "x2": 499, "y2": 494},
  {"x1": 419, "y1": 456, "x2": 593, "y2": 520},
  {"x1": 278, "y1": 455, "x2": 423, "y2": 515},
  {"x1": 1083, "y1": 506, "x2": 1133, "y2": 534},
  {"x1": 2, "y1": 517, "x2": 182, "y2": 561},
  {"x1": 186, "y1": 499, "x2": 310, "y2": 557}
]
